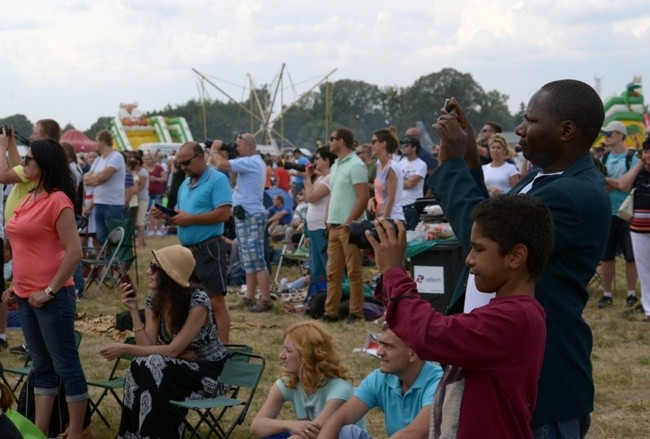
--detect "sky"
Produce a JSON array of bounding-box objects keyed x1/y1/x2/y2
[{"x1": 2, "y1": 0, "x2": 649, "y2": 132}]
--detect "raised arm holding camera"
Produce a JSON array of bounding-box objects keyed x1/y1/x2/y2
[{"x1": 212, "y1": 133, "x2": 273, "y2": 313}]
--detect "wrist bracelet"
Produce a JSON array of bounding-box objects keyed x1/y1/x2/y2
[{"x1": 133, "y1": 325, "x2": 145, "y2": 333}]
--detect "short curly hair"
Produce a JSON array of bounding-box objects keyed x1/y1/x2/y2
[{"x1": 282, "y1": 321, "x2": 352, "y2": 394}]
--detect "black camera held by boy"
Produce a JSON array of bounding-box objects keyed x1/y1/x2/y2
[
  {"x1": 348, "y1": 219, "x2": 398, "y2": 250},
  {"x1": 1, "y1": 124, "x2": 13, "y2": 137}
]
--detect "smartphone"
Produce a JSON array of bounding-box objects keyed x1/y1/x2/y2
[
  {"x1": 120, "y1": 274, "x2": 136, "y2": 298},
  {"x1": 154, "y1": 203, "x2": 177, "y2": 217},
  {"x1": 444, "y1": 99, "x2": 457, "y2": 115}
]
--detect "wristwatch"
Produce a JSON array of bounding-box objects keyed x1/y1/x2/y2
[{"x1": 45, "y1": 287, "x2": 55, "y2": 298}]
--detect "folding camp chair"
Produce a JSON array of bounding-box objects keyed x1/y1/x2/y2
[
  {"x1": 107, "y1": 217, "x2": 139, "y2": 287},
  {"x1": 82, "y1": 226, "x2": 125, "y2": 295},
  {"x1": 273, "y1": 234, "x2": 309, "y2": 285},
  {"x1": 86, "y1": 337, "x2": 135, "y2": 429},
  {"x1": 170, "y1": 351, "x2": 266, "y2": 439}
]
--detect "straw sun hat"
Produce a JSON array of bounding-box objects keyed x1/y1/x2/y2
[{"x1": 151, "y1": 245, "x2": 196, "y2": 287}]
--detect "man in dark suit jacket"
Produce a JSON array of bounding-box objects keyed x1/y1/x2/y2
[{"x1": 428, "y1": 80, "x2": 610, "y2": 438}]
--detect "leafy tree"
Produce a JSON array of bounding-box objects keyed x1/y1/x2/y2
[{"x1": 85, "y1": 117, "x2": 113, "y2": 139}]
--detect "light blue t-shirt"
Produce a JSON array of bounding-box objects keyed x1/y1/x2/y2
[
  {"x1": 353, "y1": 362, "x2": 443, "y2": 436},
  {"x1": 91, "y1": 151, "x2": 126, "y2": 205},
  {"x1": 603, "y1": 150, "x2": 639, "y2": 214},
  {"x1": 230, "y1": 154, "x2": 266, "y2": 214},
  {"x1": 275, "y1": 377, "x2": 364, "y2": 427},
  {"x1": 176, "y1": 167, "x2": 232, "y2": 245}
]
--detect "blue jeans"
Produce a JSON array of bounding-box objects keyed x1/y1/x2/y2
[
  {"x1": 94, "y1": 203, "x2": 124, "y2": 244},
  {"x1": 403, "y1": 204, "x2": 419, "y2": 231},
  {"x1": 339, "y1": 425, "x2": 372, "y2": 439},
  {"x1": 17, "y1": 287, "x2": 88, "y2": 401},
  {"x1": 307, "y1": 228, "x2": 328, "y2": 283},
  {"x1": 72, "y1": 262, "x2": 85, "y2": 299},
  {"x1": 532, "y1": 415, "x2": 591, "y2": 439}
]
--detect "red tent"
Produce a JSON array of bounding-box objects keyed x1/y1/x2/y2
[{"x1": 61, "y1": 129, "x2": 97, "y2": 153}]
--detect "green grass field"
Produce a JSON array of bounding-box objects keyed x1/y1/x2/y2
[{"x1": 1, "y1": 235, "x2": 648, "y2": 438}]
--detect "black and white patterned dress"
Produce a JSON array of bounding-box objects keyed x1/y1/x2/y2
[{"x1": 117, "y1": 290, "x2": 228, "y2": 439}]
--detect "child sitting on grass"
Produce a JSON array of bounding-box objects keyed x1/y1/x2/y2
[{"x1": 367, "y1": 194, "x2": 554, "y2": 439}]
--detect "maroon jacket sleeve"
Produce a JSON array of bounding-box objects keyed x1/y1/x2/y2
[{"x1": 378, "y1": 267, "x2": 542, "y2": 371}]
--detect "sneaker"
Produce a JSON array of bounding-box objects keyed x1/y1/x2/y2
[
  {"x1": 0, "y1": 338, "x2": 8, "y2": 350},
  {"x1": 229, "y1": 298, "x2": 255, "y2": 311},
  {"x1": 345, "y1": 314, "x2": 363, "y2": 324},
  {"x1": 626, "y1": 295, "x2": 639, "y2": 307},
  {"x1": 249, "y1": 300, "x2": 273, "y2": 313},
  {"x1": 321, "y1": 314, "x2": 340, "y2": 323},
  {"x1": 597, "y1": 296, "x2": 613, "y2": 309},
  {"x1": 280, "y1": 277, "x2": 289, "y2": 292},
  {"x1": 623, "y1": 303, "x2": 645, "y2": 316}
]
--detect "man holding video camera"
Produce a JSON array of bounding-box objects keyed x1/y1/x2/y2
[{"x1": 211, "y1": 133, "x2": 273, "y2": 313}]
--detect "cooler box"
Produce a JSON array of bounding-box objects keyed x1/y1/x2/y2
[{"x1": 408, "y1": 240, "x2": 465, "y2": 313}]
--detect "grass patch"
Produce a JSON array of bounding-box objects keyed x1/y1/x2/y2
[{"x1": 1, "y1": 240, "x2": 647, "y2": 438}]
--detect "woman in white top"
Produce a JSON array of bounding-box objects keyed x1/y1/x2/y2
[
  {"x1": 368, "y1": 127, "x2": 405, "y2": 220},
  {"x1": 301, "y1": 146, "x2": 337, "y2": 289},
  {"x1": 482, "y1": 133, "x2": 520, "y2": 197}
]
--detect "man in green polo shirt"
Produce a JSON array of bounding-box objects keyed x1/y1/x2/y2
[{"x1": 323, "y1": 127, "x2": 368, "y2": 323}]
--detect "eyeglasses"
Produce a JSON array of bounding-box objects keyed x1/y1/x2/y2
[
  {"x1": 149, "y1": 261, "x2": 161, "y2": 273},
  {"x1": 329, "y1": 136, "x2": 340, "y2": 142},
  {"x1": 603, "y1": 132, "x2": 614, "y2": 138},
  {"x1": 23, "y1": 155, "x2": 35, "y2": 165},
  {"x1": 177, "y1": 154, "x2": 199, "y2": 167}
]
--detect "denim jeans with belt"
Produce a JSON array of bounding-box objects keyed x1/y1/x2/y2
[{"x1": 17, "y1": 286, "x2": 89, "y2": 402}]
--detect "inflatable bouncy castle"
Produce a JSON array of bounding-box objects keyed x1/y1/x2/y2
[{"x1": 595, "y1": 77, "x2": 648, "y2": 149}]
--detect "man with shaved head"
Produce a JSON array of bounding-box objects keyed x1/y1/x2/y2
[{"x1": 212, "y1": 133, "x2": 273, "y2": 313}]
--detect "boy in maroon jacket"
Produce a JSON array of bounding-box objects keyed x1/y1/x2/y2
[{"x1": 367, "y1": 194, "x2": 553, "y2": 439}]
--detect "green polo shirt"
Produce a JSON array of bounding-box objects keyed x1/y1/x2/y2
[{"x1": 327, "y1": 152, "x2": 368, "y2": 224}]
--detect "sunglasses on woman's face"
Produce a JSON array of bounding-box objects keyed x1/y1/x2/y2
[{"x1": 149, "y1": 262, "x2": 161, "y2": 273}]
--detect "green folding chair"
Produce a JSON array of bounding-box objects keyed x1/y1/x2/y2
[
  {"x1": 170, "y1": 351, "x2": 266, "y2": 439},
  {"x1": 86, "y1": 337, "x2": 135, "y2": 428}
]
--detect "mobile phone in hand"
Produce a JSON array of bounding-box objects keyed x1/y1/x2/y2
[
  {"x1": 154, "y1": 203, "x2": 177, "y2": 217},
  {"x1": 120, "y1": 274, "x2": 135, "y2": 298}
]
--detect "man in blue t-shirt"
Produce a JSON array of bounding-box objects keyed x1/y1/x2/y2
[
  {"x1": 320, "y1": 326, "x2": 443, "y2": 438},
  {"x1": 152, "y1": 141, "x2": 233, "y2": 342}
]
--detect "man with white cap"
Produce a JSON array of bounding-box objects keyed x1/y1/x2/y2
[{"x1": 597, "y1": 121, "x2": 640, "y2": 309}]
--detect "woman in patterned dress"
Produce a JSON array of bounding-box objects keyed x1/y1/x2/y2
[{"x1": 100, "y1": 245, "x2": 228, "y2": 438}]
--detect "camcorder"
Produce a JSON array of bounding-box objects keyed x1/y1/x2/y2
[
  {"x1": 204, "y1": 138, "x2": 237, "y2": 159},
  {"x1": 348, "y1": 219, "x2": 398, "y2": 251},
  {"x1": 283, "y1": 161, "x2": 312, "y2": 173}
]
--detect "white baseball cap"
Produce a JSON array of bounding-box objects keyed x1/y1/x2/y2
[{"x1": 601, "y1": 121, "x2": 627, "y2": 136}]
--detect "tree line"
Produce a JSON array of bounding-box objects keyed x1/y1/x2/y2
[{"x1": 2, "y1": 68, "x2": 524, "y2": 150}]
